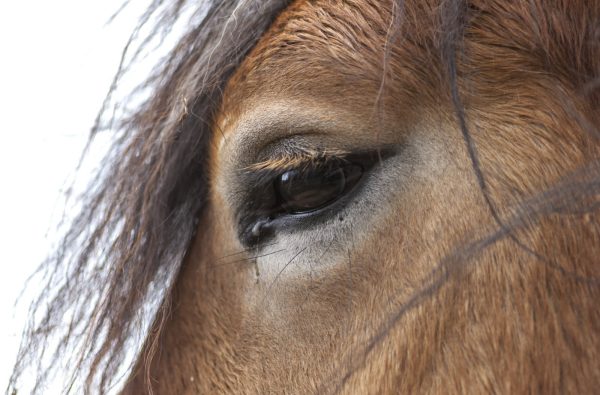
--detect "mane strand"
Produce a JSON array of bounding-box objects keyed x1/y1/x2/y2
[{"x1": 8, "y1": 1, "x2": 292, "y2": 393}]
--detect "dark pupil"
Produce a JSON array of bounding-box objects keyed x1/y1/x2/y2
[{"x1": 276, "y1": 163, "x2": 363, "y2": 213}]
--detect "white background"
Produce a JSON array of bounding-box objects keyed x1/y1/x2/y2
[{"x1": 0, "y1": 0, "x2": 157, "y2": 390}]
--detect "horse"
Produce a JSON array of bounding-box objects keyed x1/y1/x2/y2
[{"x1": 8, "y1": 0, "x2": 600, "y2": 393}]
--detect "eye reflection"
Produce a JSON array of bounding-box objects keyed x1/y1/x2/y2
[{"x1": 275, "y1": 162, "x2": 363, "y2": 214}]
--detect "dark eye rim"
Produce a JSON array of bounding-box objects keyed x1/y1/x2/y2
[{"x1": 237, "y1": 148, "x2": 395, "y2": 247}]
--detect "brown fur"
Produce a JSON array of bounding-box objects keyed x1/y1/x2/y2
[
  {"x1": 9, "y1": 0, "x2": 600, "y2": 394},
  {"x1": 122, "y1": 0, "x2": 600, "y2": 394}
]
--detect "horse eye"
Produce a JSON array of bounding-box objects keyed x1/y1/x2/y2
[{"x1": 275, "y1": 162, "x2": 363, "y2": 214}]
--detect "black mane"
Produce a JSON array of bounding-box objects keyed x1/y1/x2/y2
[{"x1": 9, "y1": 1, "x2": 292, "y2": 393}]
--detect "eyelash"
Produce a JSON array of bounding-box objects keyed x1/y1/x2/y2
[{"x1": 251, "y1": 155, "x2": 351, "y2": 193}]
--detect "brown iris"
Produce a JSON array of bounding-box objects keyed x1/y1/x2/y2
[{"x1": 275, "y1": 162, "x2": 363, "y2": 214}]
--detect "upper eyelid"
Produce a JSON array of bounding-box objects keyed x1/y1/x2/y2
[{"x1": 242, "y1": 148, "x2": 350, "y2": 172}]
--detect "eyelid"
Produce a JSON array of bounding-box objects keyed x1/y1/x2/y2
[{"x1": 243, "y1": 148, "x2": 350, "y2": 172}]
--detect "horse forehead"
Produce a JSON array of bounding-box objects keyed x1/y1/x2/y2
[
  {"x1": 214, "y1": 0, "x2": 396, "y2": 140},
  {"x1": 241, "y1": 0, "x2": 392, "y2": 74}
]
